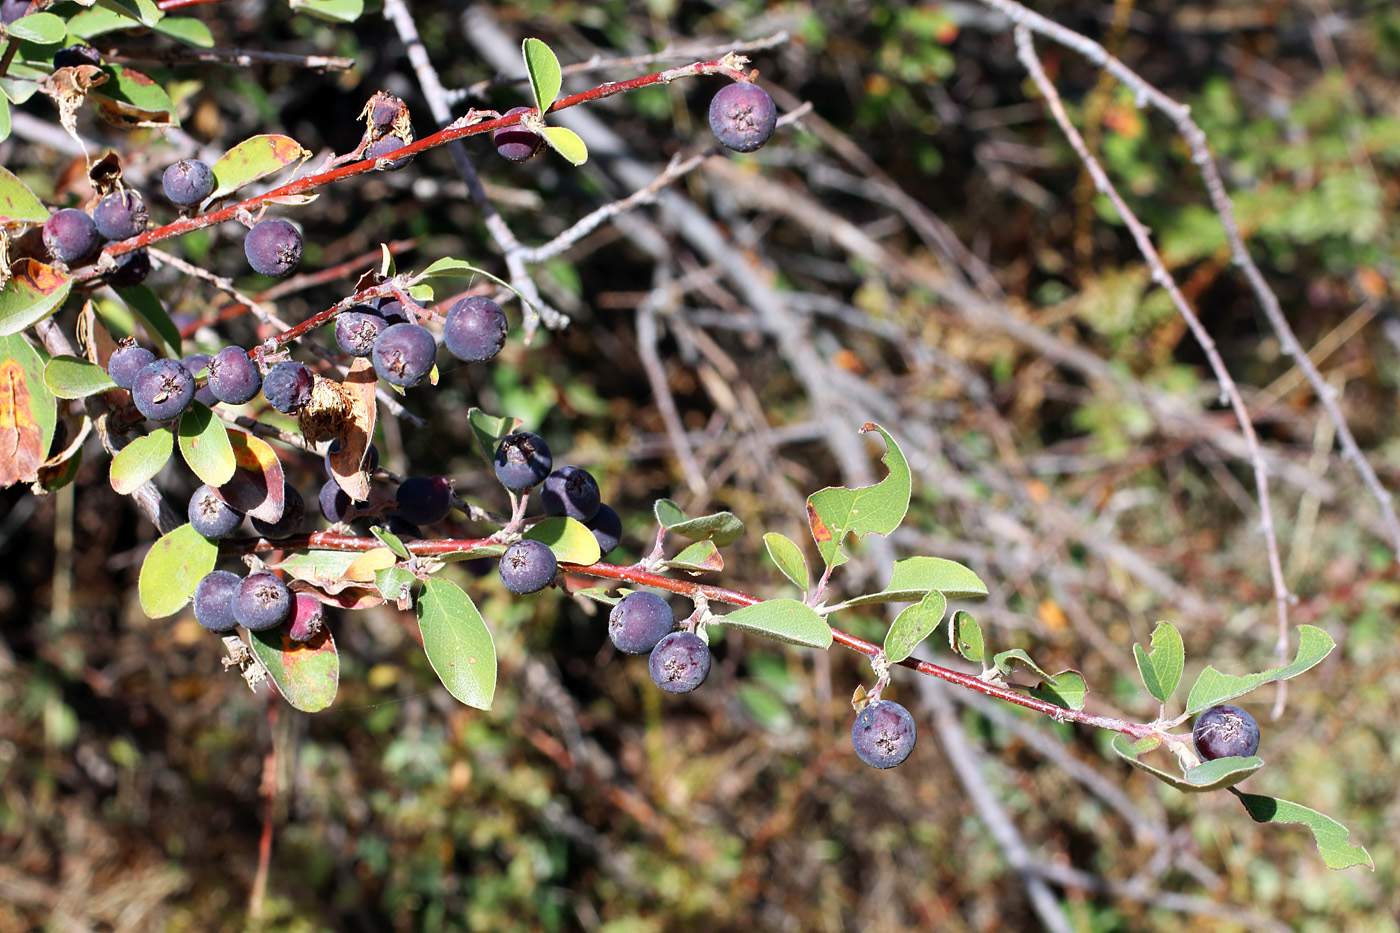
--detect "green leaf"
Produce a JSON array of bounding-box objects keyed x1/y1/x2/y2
[
  {"x1": 109, "y1": 429, "x2": 173, "y2": 494},
  {"x1": 842, "y1": 556, "x2": 988, "y2": 607},
  {"x1": 95, "y1": 0, "x2": 163, "y2": 27},
  {"x1": 0, "y1": 96, "x2": 10, "y2": 143},
  {"x1": 1110, "y1": 734, "x2": 1263, "y2": 793},
  {"x1": 574, "y1": 586, "x2": 622, "y2": 607},
  {"x1": 433, "y1": 544, "x2": 507, "y2": 563},
  {"x1": 715, "y1": 598, "x2": 832, "y2": 649},
  {"x1": 465, "y1": 406, "x2": 521, "y2": 467},
  {"x1": 541, "y1": 126, "x2": 587, "y2": 166},
  {"x1": 652, "y1": 499, "x2": 744, "y2": 545},
  {"x1": 806, "y1": 423, "x2": 911, "y2": 569},
  {"x1": 416, "y1": 260, "x2": 536, "y2": 320},
  {"x1": 375, "y1": 566, "x2": 415, "y2": 605},
  {"x1": 763, "y1": 532, "x2": 809, "y2": 591},
  {"x1": 117, "y1": 285, "x2": 181, "y2": 357},
  {"x1": 0, "y1": 260, "x2": 71, "y2": 337},
  {"x1": 177, "y1": 402, "x2": 235, "y2": 486},
  {"x1": 152, "y1": 16, "x2": 214, "y2": 47},
  {"x1": 951, "y1": 609, "x2": 983, "y2": 663},
  {"x1": 660, "y1": 540, "x2": 724, "y2": 574},
  {"x1": 883, "y1": 590, "x2": 947, "y2": 663},
  {"x1": 417, "y1": 578, "x2": 496, "y2": 710},
  {"x1": 0, "y1": 333, "x2": 55, "y2": 466},
  {"x1": 524, "y1": 516, "x2": 601, "y2": 566},
  {"x1": 1234, "y1": 792, "x2": 1374, "y2": 871},
  {"x1": 43, "y1": 355, "x2": 115, "y2": 398},
  {"x1": 137, "y1": 524, "x2": 216, "y2": 618},
  {"x1": 89, "y1": 65, "x2": 179, "y2": 128},
  {"x1": 250, "y1": 623, "x2": 339, "y2": 712},
  {"x1": 1028, "y1": 670, "x2": 1088, "y2": 710},
  {"x1": 288, "y1": 0, "x2": 364, "y2": 22},
  {"x1": 6, "y1": 13, "x2": 66, "y2": 45},
  {"x1": 208, "y1": 134, "x2": 310, "y2": 203},
  {"x1": 993, "y1": 649, "x2": 1057, "y2": 684},
  {"x1": 272, "y1": 549, "x2": 363, "y2": 588},
  {"x1": 521, "y1": 37, "x2": 562, "y2": 113},
  {"x1": 66, "y1": 7, "x2": 142, "y2": 40},
  {"x1": 1134, "y1": 621, "x2": 1185, "y2": 705},
  {"x1": 1186, "y1": 625, "x2": 1334, "y2": 713},
  {"x1": 370, "y1": 525, "x2": 411, "y2": 559}
]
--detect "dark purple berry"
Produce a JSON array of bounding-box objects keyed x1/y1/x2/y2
[
  {"x1": 162, "y1": 159, "x2": 214, "y2": 207},
  {"x1": 371, "y1": 322, "x2": 435, "y2": 388},
  {"x1": 541, "y1": 465, "x2": 601, "y2": 522},
  {"x1": 334, "y1": 305, "x2": 387, "y2": 357},
  {"x1": 493, "y1": 432, "x2": 552, "y2": 491},
  {"x1": 318, "y1": 479, "x2": 354, "y2": 524},
  {"x1": 498, "y1": 539, "x2": 557, "y2": 595},
  {"x1": 108, "y1": 343, "x2": 155, "y2": 390},
  {"x1": 42, "y1": 208, "x2": 101, "y2": 265},
  {"x1": 189, "y1": 483, "x2": 244, "y2": 538},
  {"x1": 395, "y1": 476, "x2": 453, "y2": 525},
  {"x1": 375, "y1": 296, "x2": 408, "y2": 324},
  {"x1": 708, "y1": 82, "x2": 778, "y2": 153},
  {"x1": 584, "y1": 504, "x2": 622, "y2": 557},
  {"x1": 53, "y1": 44, "x2": 101, "y2": 69},
  {"x1": 92, "y1": 189, "x2": 146, "y2": 240},
  {"x1": 181, "y1": 353, "x2": 217, "y2": 406},
  {"x1": 107, "y1": 249, "x2": 150, "y2": 287},
  {"x1": 608, "y1": 591, "x2": 674, "y2": 655},
  {"x1": 493, "y1": 107, "x2": 544, "y2": 162},
  {"x1": 443, "y1": 296, "x2": 508, "y2": 363},
  {"x1": 131, "y1": 358, "x2": 195, "y2": 422},
  {"x1": 262, "y1": 361, "x2": 314, "y2": 414},
  {"x1": 365, "y1": 133, "x2": 413, "y2": 171},
  {"x1": 381, "y1": 516, "x2": 421, "y2": 540},
  {"x1": 244, "y1": 218, "x2": 302, "y2": 278},
  {"x1": 287, "y1": 592, "x2": 325, "y2": 642},
  {"x1": 193, "y1": 569, "x2": 241, "y2": 633},
  {"x1": 648, "y1": 631, "x2": 711, "y2": 693},
  {"x1": 1192, "y1": 705, "x2": 1260, "y2": 761},
  {"x1": 851, "y1": 700, "x2": 917, "y2": 769},
  {"x1": 206, "y1": 346, "x2": 262, "y2": 405},
  {"x1": 234, "y1": 571, "x2": 292, "y2": 632},
  {"x1": 324, "y1": 437, "x2": 379, "y2": 479},
  {"x1": 250, "y1": 485, "x2": 305, "y2": 539}
]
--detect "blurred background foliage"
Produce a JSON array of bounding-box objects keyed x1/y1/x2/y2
[{"x1": 2, "y1": 0, "x2": 1400, "y2": 929}]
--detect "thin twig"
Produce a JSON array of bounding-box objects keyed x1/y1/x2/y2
[
  {"x1": 1012, "y1": 25, "x2": 1292, "y2": 701},
  {"x1": 101, "y1": 45, "x2": 355, "y2": 71}
]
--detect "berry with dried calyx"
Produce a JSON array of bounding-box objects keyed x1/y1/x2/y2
[
  {"x1": 42, "y1": 208, "x2": 101, "y2": 265},
  {"x1": 131, "y1": 358, "x2": 195, "y2": 422},
  {"x1": 162, "y1": 159, "x2": 214, "y2": 207},
  {"x1": 371, "y1": 322, "x2": 436, "y2": 388},
  {"x1": 92, "y1": 189, "x2": 147, "y2": 240},
  {"x1": 851, "y1": 700, "x2": 917, "y2": 769},
  {"x1": 498, "y1": 539, "x2": 557, "y2": 594},
  {"x1": 608, "y1": 591, "x2": 674, "y2": 655},
  {"x1": 244, "y1": 218, "x2": 302, "y2": 278},
  {"x1": 648, "y1": 631, "x2": 711, "y2": 693},
  {"x1": 493, "y1": 432, "x2": 552, "y2": 491},
  {"x1": 1192, "y1": 705, "x2": 1260, "y2": 761},
  {"x1": 708, "y1": 82, "x2": 778, "y2": 153}
]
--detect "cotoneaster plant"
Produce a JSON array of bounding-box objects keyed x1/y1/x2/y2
[{"x1": 0, "y1": 16, "x2": 1373, "y2": 883}]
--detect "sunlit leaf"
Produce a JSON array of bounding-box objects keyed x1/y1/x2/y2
[
  {"x1": 541, "y1": 126, "x2": 587, "y2": 166},
  {"x1": 806, "y1": 423, "x2": 910, "y2": 569},
  {"x1": 0, "y1": 260, "x2": 72, "y2": 337},
  {"x1": 715, "y1": 598, "x2": 832, "y2": 648},
  {"x1": 43, "y1": 354, "x2": 114, "y2": 398},
  {"x1": 1235, "y1": 791, "x2": 1373, "y2": 871},
  {"x1": 1134, "y1": 621, "x2": 1184, "y2": 705},
  {"x1": 525, "y1": 516, "x2": 601, "y2": 566},
  {"x1": 763, "y1": 532, "x2": 809, "y2": 591},
  {"x1": 1185, "y1": 625, "x2": 1334, "y2": 713},
  {"x1": 109, "y1": 429, "x2": 173, "y2": 494},
  {"x1": 177, "y1": 402, "x2": 235, "y2": 486},
  {"x1": 138, "y1": 524, "x2": 216, "y2": 618},
  {"x1": 418, "y1": 578, "x2": 496, "y2": 710},
  {"x1": 208, "y1": 134, "x2": 311, "y2": 202},
  {"x1": 522, "y1": 37, "x2": 562, "y2": 113},
  {"x1": 250, "y1": 625, "x2": 339, "y2": 712},
  {"x1": 883, "y1": 590, "x2": 946, "y2": 663}
]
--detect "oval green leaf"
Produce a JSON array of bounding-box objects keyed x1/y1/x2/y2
[
  {"x1": 715, "y1": 598, "x2": 832, "y2": 649},
  {"x1": 883, "y1": 589, "x2": 946, "y2": 663},
  {"x1": 763, "y1": 531, "x2": 809, "y2": 591},
  {"x1": 0, "y1": 259, "x2": 72, "y2": 337},
  {"x1": 138, "y1": 523, "x2": 216, "y2": 618},
  {"x1": 6, "y1": 12, "x2": 66, "y2": 44},
  {"x1": 250, "y1": 625, "x2": 339, "y2": 713},
  {"x1": 542, "y1": 126, "x2": 588, "y2": 166},
  {"x1": 370, "y1": 525, "x2": 412, "y2": 560},
  {"x1": 110, "y1": 429, "x2": 173, "y2": 494},
  {"x1": 1110, "y1": 734, "x2": 1262, "y2": 794},
  {"x1": 417, "y1": 577, "x2": 496, "y2": 710},
  {"x1": 806, "y1": 423, "x2": 910, "y2": 569},
  {"x1": 152, "y1": 16, "x2": 214, "y2": 48},
  {"x1": 1185, "y1": 625, "x2": 1334, "y2": 714},
  {"x1": 288, "y1": 0, "x2": 364, "y2": 23},
  {"x1": 117, "y1": 285, "x2": 181, "y2": 358},
  {"x1": 660, "y1": 540, "x2": 724, "y2": 574},
  {"x1": 43, "y1": 355, "x2": 115, "y2": 398},
  {"x1": 177, "y1": 401, "x2": 235, "y2": 486},
  {"x1": 209, "y1": 134, "x2": 311, "y2": 203},
  {"x1": 526, "y1": 516, "x2": 601, "y2": 566},
  {"x1": 90, "y1": 65, "x2": 179, "y2": 128},
  {"x1": 951, "y1": 609, "x2": 983, "y2": 663},
  {"x1": 522, "y1": 37, "x2": 562, "y2": 113},
  {"x1": 95, "y1": 0, "x2": 163, "y2": 27},
  {"x1": 653, "y1": 501, "x2": 744, "y2": 545},
  {"x1": 1028, "y1": 669, "x2": 1088, "y2": 710},
  {"x1": 993, "y1": 648, "x2": 1057, "y2": 684},
  {"x1": 1235, "y1": 792, "x2": 1373, "y2": 871},
  {"x1": 843, "y1": 556, "x2": 988, "y2": 607},
  {"x1": 1134, "y1": 620, "x2": 1185, "y2": 705}
]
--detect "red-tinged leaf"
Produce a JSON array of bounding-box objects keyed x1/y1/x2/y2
[
  {"x1": 0, "y1": 358, "x2": 43, "y2": 487},
  {"x1": 209, "y1": 134, "x2": 312, "y2": 202},
  {"x1": 327, "y1": 358, "x2": 376, "y2": 501},
  {"x1": 0, "y1": 259, "x2": 72, "y2": 338},
  {"x1": 90, "y1": 65, "x2": 179, "y2": 129},
  {"x1": 214, "y1": 430, "x2": 285, "y2": 522},
  {"x1": 249, "y1": 624, "x2": 339, "y2": 712},
  {"x1": 342, "y1": 547, "x2": 397, "y2": 583},
  {"x1": 294, "y1": 584, "x2": 384, "y2": 611}
]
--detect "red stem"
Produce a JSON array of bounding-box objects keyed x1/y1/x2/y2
[
  {"x1": 157, "y1": 0, "x2": 230, "y2": 10},
  {"x1": 230, "y1": 532, "x2": 1156, "y2": 739}
]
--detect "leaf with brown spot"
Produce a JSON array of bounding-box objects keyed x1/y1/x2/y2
[
  {"x1": 0, "y1": 259, "x2": 73, "y2": 337},
  {"x1": 327, "y1": 358, "x2": 377, "y2": 502},
  {"x1": 214, "y1": 430, "x2": 286, "y2": 521},
  {"x1": 0, "y1": 358, "x2": 44, "y2": 487}
]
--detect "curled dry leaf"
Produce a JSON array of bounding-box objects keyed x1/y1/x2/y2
[
  {"x1": 42, "y1": 65, "x2": 108, "y2": 147},
  {"x1": 324, "y1": 357, "x2": 377, "y2": 502}
]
